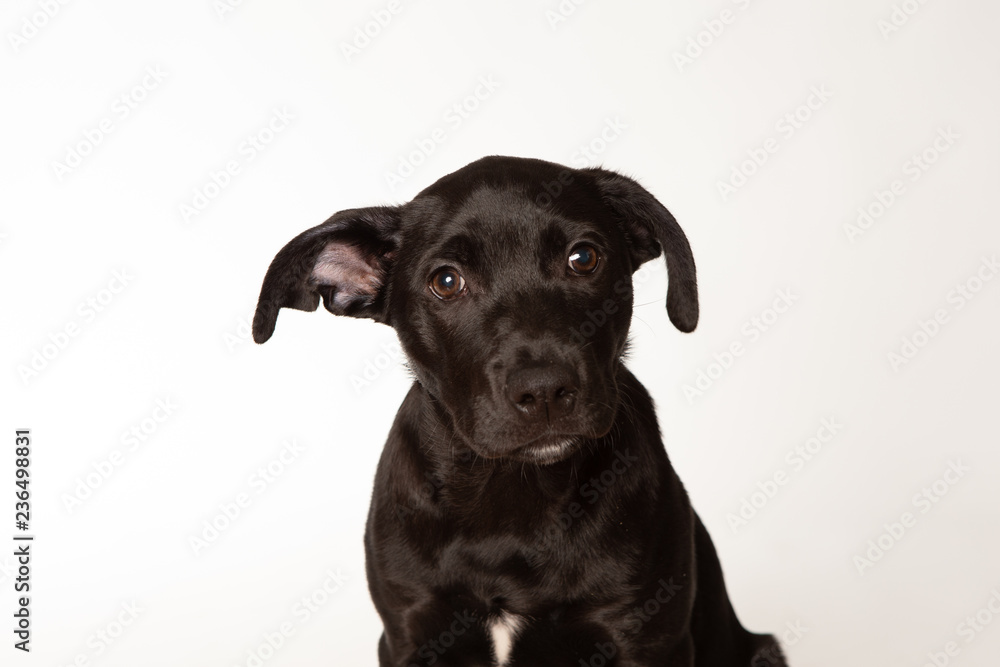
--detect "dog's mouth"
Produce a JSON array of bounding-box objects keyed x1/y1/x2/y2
[{"x1": 511, "y1": 434, "x2": 581, "y2": 465}]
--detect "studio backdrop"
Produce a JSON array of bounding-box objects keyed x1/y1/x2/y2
[{"x1": 2, "y1": 1, "x2": 999, "y2": 666}]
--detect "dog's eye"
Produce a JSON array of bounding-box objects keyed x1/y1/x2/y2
[
  {"x1": 568, "y1": 244, "x2": 600, "y2": 275},
  {"x1": 429, "y1": 267, "x2": 466, "y2": 299}
]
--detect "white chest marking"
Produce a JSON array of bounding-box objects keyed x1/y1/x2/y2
[{"x1": 488, "y1": 611, "x2": 524, "y2": 666}]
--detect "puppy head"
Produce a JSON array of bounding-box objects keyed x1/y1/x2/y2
[{"x1": 253, "y1": 156, "x2": 697, "y2": 463}]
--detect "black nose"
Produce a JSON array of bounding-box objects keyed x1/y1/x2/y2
[{"x1": 506, "y1": 364, "x2": 579, "y2": 422}]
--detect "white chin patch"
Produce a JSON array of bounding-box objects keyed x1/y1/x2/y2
[
  {"x1": 488, "y1": 611, "x2": 523, "y2": 666},
  {"x1": 529, "y1": 438, "x2": 574, "y2": 462}
]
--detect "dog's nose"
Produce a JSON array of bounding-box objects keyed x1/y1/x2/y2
[{"x1": 506, "y1": 364, "x2": 578, "y2": 422}]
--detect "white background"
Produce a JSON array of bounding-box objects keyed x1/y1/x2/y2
[{"x1": 3, "y1": 0, "x2": 999, "y2": 665}]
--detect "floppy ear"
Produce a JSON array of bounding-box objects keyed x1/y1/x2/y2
[
  {"x1": 252, "y1": 206, "x2": 401, "y2": 344},
  {"x1": 588, "y1": 169, "x2": 699, "y2": 333}
]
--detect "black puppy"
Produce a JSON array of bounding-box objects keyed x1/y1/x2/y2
[{"x1": 253, "y1": 156, "x2": 785, "y2": 666}]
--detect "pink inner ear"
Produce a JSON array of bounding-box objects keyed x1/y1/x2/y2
[{"x1": 311, "y1": 242, "x2": 382, "y2": 306}]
